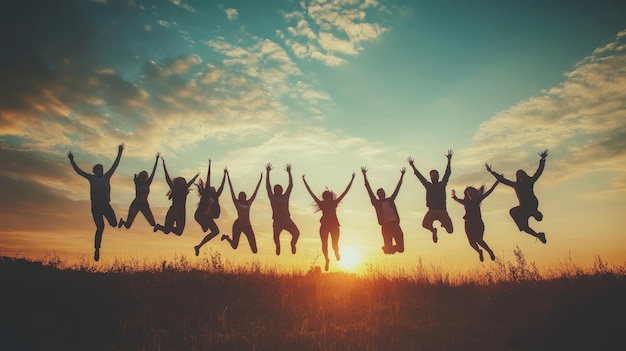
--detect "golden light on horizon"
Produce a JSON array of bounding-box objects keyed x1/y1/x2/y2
[{"x1": 338, "y1": 245, "x2": 362, "y2": 272}]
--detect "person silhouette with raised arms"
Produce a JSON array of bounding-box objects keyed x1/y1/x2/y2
[
  {"x1": 266, "y1": 163, "x2": 300, "y2": 255},
  {"x1": 302, "y1": 172, "x2": 355, "y2": 271},
  {"x1": 193, "y1": 159, "x2": 226, "y2": 256},
  {"x1": 153, "y1": 158, "x2": 199, "y2": 236},
  {"x1": 118, "y1": 152, "x2": 160, "y2": 230},
  {"x1": 407, "y1": 150, "x2": 454, "y2": 244},
  {"x1": 362, "y1": 166, "x2": 406, "y2": 254},
  {"x1": 220, "y1": 169, "x2": 263, "y2": 254},
  {"x1": 451, "y1": 181, "x2": 499, "y2": 262},
  {"x1": 67, "y1": 144, "x2": 124, "y2": 261},
  {"x1": 485, "y1": 149, "x2": 548, "y2": 243}
]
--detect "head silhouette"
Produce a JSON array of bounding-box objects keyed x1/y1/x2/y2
[
  {"x1": 238, "y1": 191, "x2": 247, "y2": 201},
  {"x1": 429, "y1": 170, "x2": 439, "y2": 183},
  {"x1": 274, "y1": 184, "x2": 283, "y2": 195},
  {"x1": 137, "y1": 170, "x2": 149, "y2": 182},
  {"x1": 515, "y1": 170, "x2": 528, "y2": 182},
  {"x1": 93, "y1": 164, "x2": 104, "y2": 177},
  {"x1": 174, "y1": 177, "x2": 186, "y2": 188},
  {"x1": 465, "y1": 186, "x2": 478, "y2": 200},
  {"x1": 376, "y1": 188, "x2": 386, "y2": 199},
  {"x1": 209, "y1": 186, "x2": 216, "y2": 194},
  {"x1": 322, "y1": 190, "x2": 334, "y2": 201}
]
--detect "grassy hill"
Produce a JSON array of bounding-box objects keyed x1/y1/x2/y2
[{"x1": 1, "y1": 252, "x2": 624, "y2": 351}]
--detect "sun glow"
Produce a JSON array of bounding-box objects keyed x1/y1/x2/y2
[{"x1": 338, "y1": 246, "x2": 362, "y2": 272}]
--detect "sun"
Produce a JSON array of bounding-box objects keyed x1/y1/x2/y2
[{"x1": 338, "y1": 245, "x2": 362, "y2": 272}]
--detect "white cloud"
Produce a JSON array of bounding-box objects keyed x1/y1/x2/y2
[{"x1": 225, "y1": 8, "x2": 239, "y2": 21}]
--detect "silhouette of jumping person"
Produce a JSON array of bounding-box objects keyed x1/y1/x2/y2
[
  {"x1": 451, "y1": 181, "x2": 499, "y2": 262},
  {"x1": 266, "y1": 163, "x2": 300, "y2": 255},
  {"x1": 486, "y1": 150, "x2": 548, "y2": 243},
  {"x1": 194, "y1": 160, "x2": 227, "y2": 256},
  {"x1": 362, "y1": 166, "x2": 406, "y2": 254},
  {"x1": 118, "y1": 153, "x2": 160, "y2": 230},
  {"x1": 302, "y1": 172, "x2": 355, "y2": 271},
  {"x1": 67, "y1": 144, "x2": 124, "y2": 261},
  {"x1": 220, "y1": 169, "x2": 263, "y2": 254},
  {"x1": 153, "y1": 158, "x2": 199, "y2": 236},
  {"x1": 407, "y1": 150, "x2": 454, "y2": 243}
]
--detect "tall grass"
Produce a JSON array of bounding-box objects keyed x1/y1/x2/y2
[{"x1": 1, "y1": 248, "x2": 624, "y2": 350}]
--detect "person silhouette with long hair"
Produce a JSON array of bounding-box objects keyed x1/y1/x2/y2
[
  {"x1": 451, "y1": 181, "x2": 499, "y2": 262},
  {"x1": 407, "y1": 150, "x2": 454, "y2": 244},
  {"x1": 67, "y1": 144, "x2": 124, "y2": 261},
  {"x1": 118, "y1": 153, "x2": 160, "y2": 230},
  {"x1": 220, "y1": 169, "x2": 263, "y2": 254},
  {"x1": 194, "y1": 160, "x2": 226, "y2": 256},
  {"x1": 153, "y1": 159, "x2": 199, "y2": 236},
  {"x1": 485, "y1": 150, "x2": 548, "y2": 243},
  {"x1": 302, "y1": 172, "x2": 355, "y2": 271},
  {"x1": 266, "y1": 163, "x2": 300, "y2": 255},
  {"x1": 362, "y1": 166, "x2": 406, "y2": 254}
]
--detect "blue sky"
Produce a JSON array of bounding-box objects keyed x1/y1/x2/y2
[{"x1": 1, "y1": 0, "x2": 625, "y2": 272}]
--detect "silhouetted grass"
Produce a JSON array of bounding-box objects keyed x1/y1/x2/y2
[{"x1": 1, "y1": 249, "x2": 624, "y2": 351}]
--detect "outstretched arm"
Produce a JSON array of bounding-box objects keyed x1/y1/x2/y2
[
  {"x1": 105, "y1": 144, "x2": 124, "y2": 177},
  {"x1": 226, "y1": 170, "x2": 237, "y2": 203},
  {"x1": 302, "y1": 175, "x2": 321, "y2": 203},
  {"x1": 206, "y1": 159, "x2": 212, "y2": 188},
  {"x1": 485, "y1": 163, "x2": 514, "y2": 187},
  {"x1": 441, "y1": 149, "x2": 452, "y2": 183},
  {"x1": 361, "y1": 167, "x2": 375, "y2": 200},
  {"x1": 265, "y1": 163, "x2": 273, "y2": 195},
  {"x1": 162, "y1": 159, "x2": 173, "y2": 188},
  {"x1": 67, "y1": 151, "x2": 90, "y2": 179},
  {"x1": 147, "y1": 152, "x2": 160, "y2": 184},
  {"x1": 285, "y1": 164, "x2": 293, "y2": 195},
  {"x1": 531, "y1": 149, "x2": 548, "y2": 181},
  {"x1": 390, "y1": 167, "x2": 406, "y2": 200},
  {"x1": 451, "y1": 189, "x2": 465, "y2": 205},
  {"x1": 187, "y1": 172, "x2": 200, "y2": 188},
  {"x1": 336, "y1": 172, "x2": 356, "y2": 203},
  {"x1": 248, "y1": 172, "x2": 263, "y2": 203},
  {"x1": 407, "y1": 156, "x2": 429, "y2": 186},
  {"x1": 481, "y1": 180, "x2": 499, "y2": 200},
  {"x1": 216, "y1": 168, "x2": 227, "y2": 196}
]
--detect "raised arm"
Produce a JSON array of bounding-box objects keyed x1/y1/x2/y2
[
  {"x1": 285, "y1": 164, "x2": 293, "y2": 195},
  {"x1": 485, "y1": 163, "x2": 514, "y2": 187},
  {"x1": 226, "y1": 171, "x2": 237, "y2": 203},
  {"x1": 302, "y1": 175, "x2": 321, "y2": 204},
  {"x1": 186, "y1": 172, "x2": 200, "y2": 188},
  {"x1": 216, "y1": 168, "x2": 227, "y2": 196},
  {"x1": 390, "y1": 167, "x2": 406, "y2": 200},
  {"x1": 265, "y1": 163, "x2": 273, "y2": 195},
  {"x1": 451, "y1": 189, "x2": 465, "y2": 205},
  {"x1": 336, "y1": 172, "x2": 356, "y2": 203},
  {"x1": 105, "y1": 144, "x2": 124, "y2": 177},
  {"x1": 531, "y1": 150, "x2": 548, "y2": 181},
  {"x1": 361, "y1": 167, "x2": 376, "y2": 200},
  {"x1": 206, "y1": 159, "x2": 212, "y2": 187},
  {"x1": 67, "y1": 151, "x2": 90, "y2": 179},
  {"x1": 441, "y1": 149, "x2": 452, "y2": 183},
  {"x1": 147, "y1": 152, "x2": 160, "y2": 184},
  {"x1": 248, "y1": 172, "x2": 263, "y2": 203},
  {"x1": 407, "y1": 156, "x2": 429, "y2": 186},
  {"x1": 162, "y1": 159, "x2": 173, "y2": 188},
  {"x1": 481, "y1": 180, "x2": 499, "y2": 200}
]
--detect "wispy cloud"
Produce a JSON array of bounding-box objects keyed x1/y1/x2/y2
[{"x1": 225, "y1": 8, "x2": 239, "y2": 21}]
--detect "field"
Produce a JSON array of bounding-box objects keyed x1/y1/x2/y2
[{"x1": 1, "y1": 249, "x2": 624, "y2": 351}]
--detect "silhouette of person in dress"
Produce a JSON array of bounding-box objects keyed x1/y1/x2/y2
[
  {"x1": 67, "y1": 144, "x2": 124, "y2": 261},
  {"x1": 452, "y1": 181, "x2": 499, "y2": 262},
  {"x1": 153, "y1": 158, "x2": 199, "y2": 236},
  {"x1": 302, "y1": 172, "x2": 355, "y2": 271},
  {"x1": 486, "y1": 150, "x2": 548, "y2": 243},
  {"x1": 362, "y1": 166, "x2": 406, "y2": 254},
  {"x1": 118, "y1": 153, "x2": 160, "y2": 230},
  {"x1": 407, "y1": 150, "x2": 454, "y2": 243},
  {"x1": 266, "y1": 163, "x2": 300, "y2": 255},
  {"x1": 220, "y1": 169, "x2": 263, "y2": 253},
  {"x1": 193, "y1": 160, "x2": 226, "y2": 256}
]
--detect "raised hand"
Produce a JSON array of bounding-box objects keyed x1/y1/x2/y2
[
  {"x1": 446, "y1": 149, "x2": 453, "y2": 159},
  {"x1": 265, "y1": 163, "x2": 273, "y2": 172},
  {"x1": 361, "y1": 166, "x2": 368, "y2": 174},
  {"x1": 285, "y1": 164, "x2": 292, "y2": 173},
  {"x1": 485, "y1": 163, "x2": 492, "y2": 173},
  {"x1": 400, "y1": 167, "x2": 406, "y2": 174},
  {"x1": 451, "y1": 189, "x2": 456, "y2": 198},
  {"x1": 539, "y1": 149, "x2": 549, "y2": 159},
  {"x1": 155, "y1": 152, "x2": 161, "y2": 159},
  {"x1": 407, "y1": 156, "x2": 414, "y2": 165},
  {"x1": 67, "y1": 151, "x2": 74, "y2": 160},
  {"x1": 118, "y1": 143, "x2": 125, "y2": 152}
]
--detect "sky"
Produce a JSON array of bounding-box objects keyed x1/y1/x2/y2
[{"x1": 1, "y1": 0, "x2": 625, "y2": 273}]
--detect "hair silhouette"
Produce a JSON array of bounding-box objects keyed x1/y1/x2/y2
[
  {"x1": 302, "y1": 172, "x2": 355, "y2": 271},
  {"x1": 193, "y1": 160, "x2": 227, "y2": 256},
  {"x1": 452, "y1": 181, "x2": 499, "y2": 261},
  {"x1": 118, "y1": 153, "x2": 160, "y2": 230},
  {"x1": 407, "y1": 150, "x2": 454, "y2": 244},
  {"x1": 362, "y1": 166, "x2": 406, "y2": 254},
  {"x1": 266, "y1": 163, "x2": 300, "y2": 255},
  {"x1": 220, "y1": 169, "x2": 263, "y2": 254},
  {"x1": 153, "y1": 158, "x2": 199, "y2": 236},
  {"x1": 486, "y1": 149, "x2": 548, "y2": 243},
  {"x1": 67, "y1": 144, "x2": 124, "y2": 261}
]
